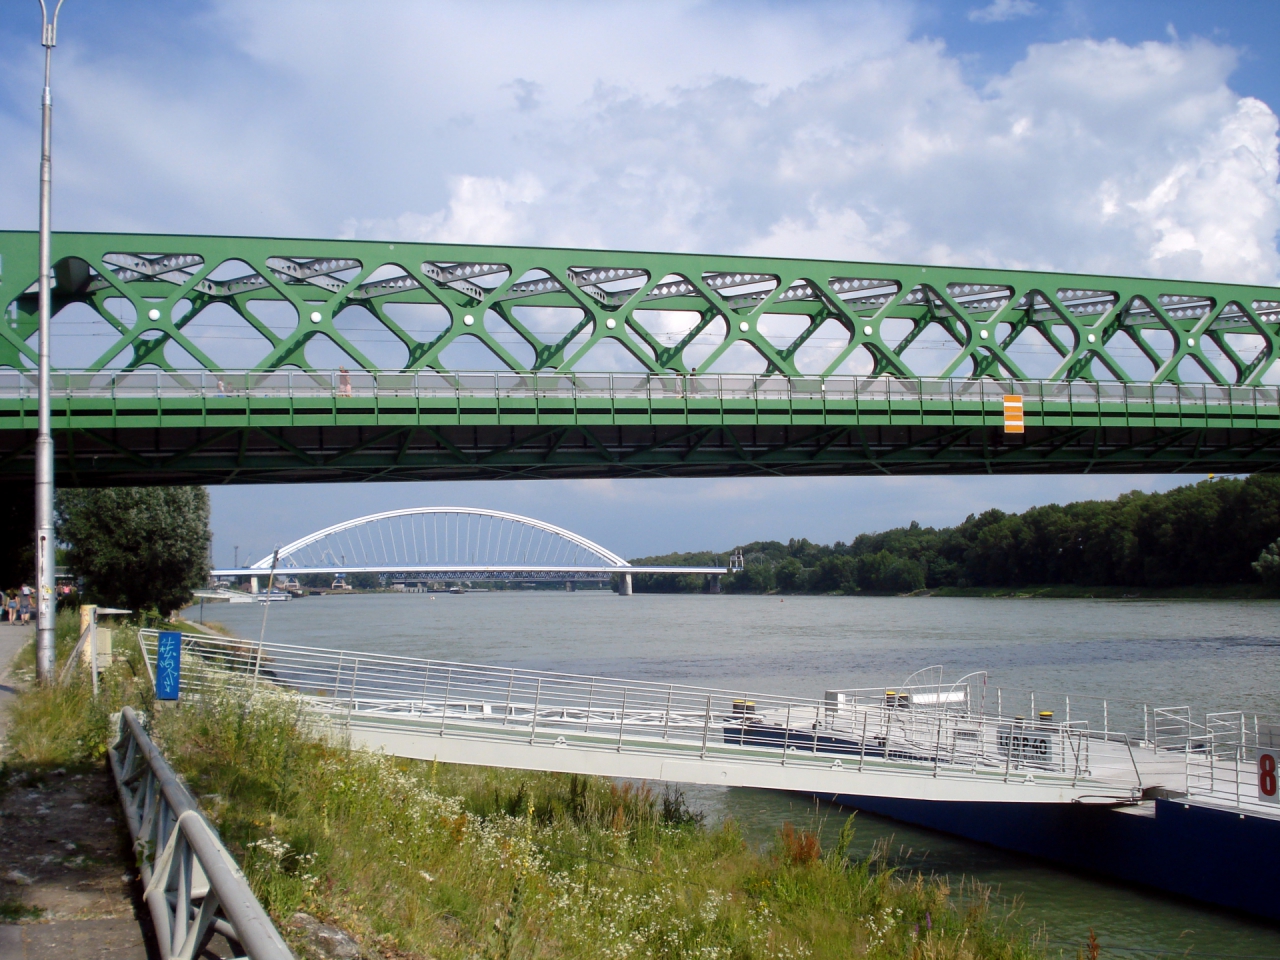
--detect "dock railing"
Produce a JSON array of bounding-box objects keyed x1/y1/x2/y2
[
  {"x1": 1183, "y1": 713, "x2": 1280, "y2": 814},
  {"x1": 140, "y1": 630, "x2": 1155, "y2": 798},
  {"x1": 823, "y1": 678, "x2": 1158, "y2": 747},
  {"x1": 108, "y1": 706, "x2": 295, "y2": 960}
]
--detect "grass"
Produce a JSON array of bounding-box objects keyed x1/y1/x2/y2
[
  {"x1": 0, "y1": 899, "x2": 43, "y2": 923},
  {"x1": 4, "y1": 628, "x2": 1048, "y2": 960},
  {"x1": 2, "y1": 611, "x2": 154, "y2": 769}
]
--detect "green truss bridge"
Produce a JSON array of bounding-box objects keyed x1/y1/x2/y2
[{"x1": 1, "y1": 230, "x2": 1278, "y2": 484}]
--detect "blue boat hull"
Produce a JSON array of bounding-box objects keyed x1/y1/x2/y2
[{"x1": 825, "y1": 792, "x2": 1280, "y2": 923}]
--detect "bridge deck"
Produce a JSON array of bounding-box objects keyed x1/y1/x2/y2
[
  {"x1": 144, "y1": 630, "x2": 1192, "y2": 806},
  {"x1": 3, "y1": 370, "x2": 1278, "y2": 482}
]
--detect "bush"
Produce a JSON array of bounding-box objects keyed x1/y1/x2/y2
[{"x1": 1254, "y1": 539, "x2": 1280, "y2": 590}]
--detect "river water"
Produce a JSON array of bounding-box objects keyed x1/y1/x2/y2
[{"x1": 196, "y1": 592, "x2": 1280, "y2": 957}]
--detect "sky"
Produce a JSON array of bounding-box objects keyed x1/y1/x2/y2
[{"x1": 1, "y1": 0, "x2": 1278, "y2": 565}]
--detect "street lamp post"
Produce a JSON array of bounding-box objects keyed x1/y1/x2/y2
[{"x1": 35, "y1": 0, "x2": 66, "y2": 683}]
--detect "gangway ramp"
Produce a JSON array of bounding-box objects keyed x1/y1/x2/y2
[{"x1": 144, "y1": 631, "x2": 1164, "y2": 807}]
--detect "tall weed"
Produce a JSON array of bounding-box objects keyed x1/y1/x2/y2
[{"x1": 146, "y1": 686, "x2": 1044, "y2": 960}]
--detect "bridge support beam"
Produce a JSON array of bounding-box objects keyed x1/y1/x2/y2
[
  {"x1": 618, "y1": 573, "x2": 632, "y2": 596},
  {"x1": 564, "y1": 580, "x2": 574, "y2": 592},
  {"x1": 709, "y1": 575, "x2": 721, "y2": 595},
  {"x1": 250, "y1": 576, "x2": 259, "y2": 594}
]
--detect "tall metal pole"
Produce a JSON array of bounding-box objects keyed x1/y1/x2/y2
[{"x1": 35, "y1": 0, "x2": 66, "y2": 684}]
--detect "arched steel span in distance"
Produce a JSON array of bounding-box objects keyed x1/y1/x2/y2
[{"x1": 209, "y1": 507, "x2": 726, "y2": 581}]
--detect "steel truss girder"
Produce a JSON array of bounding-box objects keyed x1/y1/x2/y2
[
  {"x1": 2, "y1": 231, "x2": 1279, "y2": 385},
  {"x1": 0, "y1": 422, "x2": 1276, "y2": 485}
]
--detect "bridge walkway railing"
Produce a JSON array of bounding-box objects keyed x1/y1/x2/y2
[
  {"x1": 140, "y1": 630, "x2": 1155, "y2": 804},
  {"x1": 3, "y1": 369, "x2": 1278, "y2": 411}
]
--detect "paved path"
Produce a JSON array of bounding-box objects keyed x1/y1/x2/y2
[
  {"x1": 0, "y1": 624, "x2": 152, "y2": 960},
  {"x1": 0, "y1": 624, "x2": 33, "y2": 745}
]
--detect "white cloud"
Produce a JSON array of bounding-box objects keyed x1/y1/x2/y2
[
  {"x1": 1, "y1": 3, "x2": 1276, "y2": 288},
  {"x1": 342, "y1": 174, "x2": 546, "y2": 245},
  {"x1": 968, "y1": 0, "x2": 1037, "y2": 24}
]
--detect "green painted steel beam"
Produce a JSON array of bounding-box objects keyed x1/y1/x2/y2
[
  {"x1": 0, "y1": 230, "x2": 1278, "y2": 483},
  {"x1": 2, "y1": 230, "x2": 1279, "y2": 384}
]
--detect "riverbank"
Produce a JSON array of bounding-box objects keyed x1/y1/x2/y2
[
  {"x1": 918, "y1": 583, "x2": 1278, "y2": 600},
  {"x1": 1, "y1": 622, "x2": 1048, "y2": 960}
]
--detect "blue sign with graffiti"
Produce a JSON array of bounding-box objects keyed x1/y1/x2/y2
[{"x1": 156, "y1": 631, "x2": 182, "y2": 700}]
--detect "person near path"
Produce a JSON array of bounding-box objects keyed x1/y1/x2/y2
[
  {"x1": 18, "y1": 587, "x2": 31, "y2": 624},
  {"x1": 338, "y1": 366, "x2": 352, "y2": 397},
  {"x1": 5, "y1": 592, "x2": 15, "y2": 624}
]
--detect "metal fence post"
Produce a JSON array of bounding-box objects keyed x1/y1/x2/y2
[
  {"x1": 251, "y1": 640, "x2": 265, "y2": 690},
  {"x1": 782, "y1": 703, "x2": 791, "y2": 765},
  {"x1": 617, "y1": 688, "x2": 627, "y2": 752},
  {"x1": 662, "y1": 685, "x2": 673, "y2": 741},
  {"x1": 700, "y1": 695, "x2": 712, "y2": 759},
  {"x1": 418, "y1": 665, "x2": 431, "y2": 718},
  {"x1": 345, "y1": 659, "x2": 360, "y2": 730},
  {"x1": 530, "y1": 678, "x2": 542, "y2": 745},
  {"x1": 439, "y1": 668, "x2": 452, "y2": 736},
  {"x1": 503, "y1": 669, "x2": 515, "y2": 726}
]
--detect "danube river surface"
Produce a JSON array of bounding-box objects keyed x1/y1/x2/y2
[{"x1": 197, "y1": 592, "x2": 1280, "y2": 957}]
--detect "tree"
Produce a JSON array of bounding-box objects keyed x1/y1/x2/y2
[
  {"x1": 775, "y1": 557, "x2": 806, "y2": 593},
  {"x1": 1254, "y1": 539, "x2": 1280, "y2": 590},
  {"x1": 58, "y1": 487, "x2": 211, "y2": 614}
]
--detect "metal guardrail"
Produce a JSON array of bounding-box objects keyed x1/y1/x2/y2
[
  {"x1": 0, "y1": 369, "x2": 1277, "y2": 409},
  {"x1": 140, "y1": 630, "x2": 1150, "y2": 800},
  {"x1": 826, "y1": 672, "x2": 1159, "y2": 745},
  {"x1": 108, "y1": 706, "x2": 295, "y2": 960},
  {"x1": 1181, "y1": 712, "x2": 1280, "y2": 815}
]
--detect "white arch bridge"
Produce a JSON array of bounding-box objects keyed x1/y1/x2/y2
[{"x1": 210, "y1": 507, "x2": 728, "y2": 589}]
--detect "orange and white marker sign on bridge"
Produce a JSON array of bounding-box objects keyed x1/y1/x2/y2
[{"x1": 1003, "y1": 394, "x2": 1025, "y2": 434}]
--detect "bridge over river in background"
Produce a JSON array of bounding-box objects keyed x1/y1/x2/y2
[
  {"x1": 207, "y1": 507, "x2": 729, "y2": 592},
  {"x1": 2, "y1": 231, "x2": 1278, "y2": 483}
]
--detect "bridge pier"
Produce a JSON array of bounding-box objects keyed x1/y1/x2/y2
[
  {"x1": 618, "y1": 573, "x2": 632, "y2": 596},
  {"x1": 709, "y1": 574, "x2": 721, "y2": 594},
  {"x1": 249, "y1": 576, "x2": 259, "y2": 594},
  {"x1": 564, "y1": 580, "x2": 575, "y2": 592}
]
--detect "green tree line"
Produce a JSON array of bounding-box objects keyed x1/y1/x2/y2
[{"x1": 629, "y1": 476, "x2": 1280, "y2": 595}]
